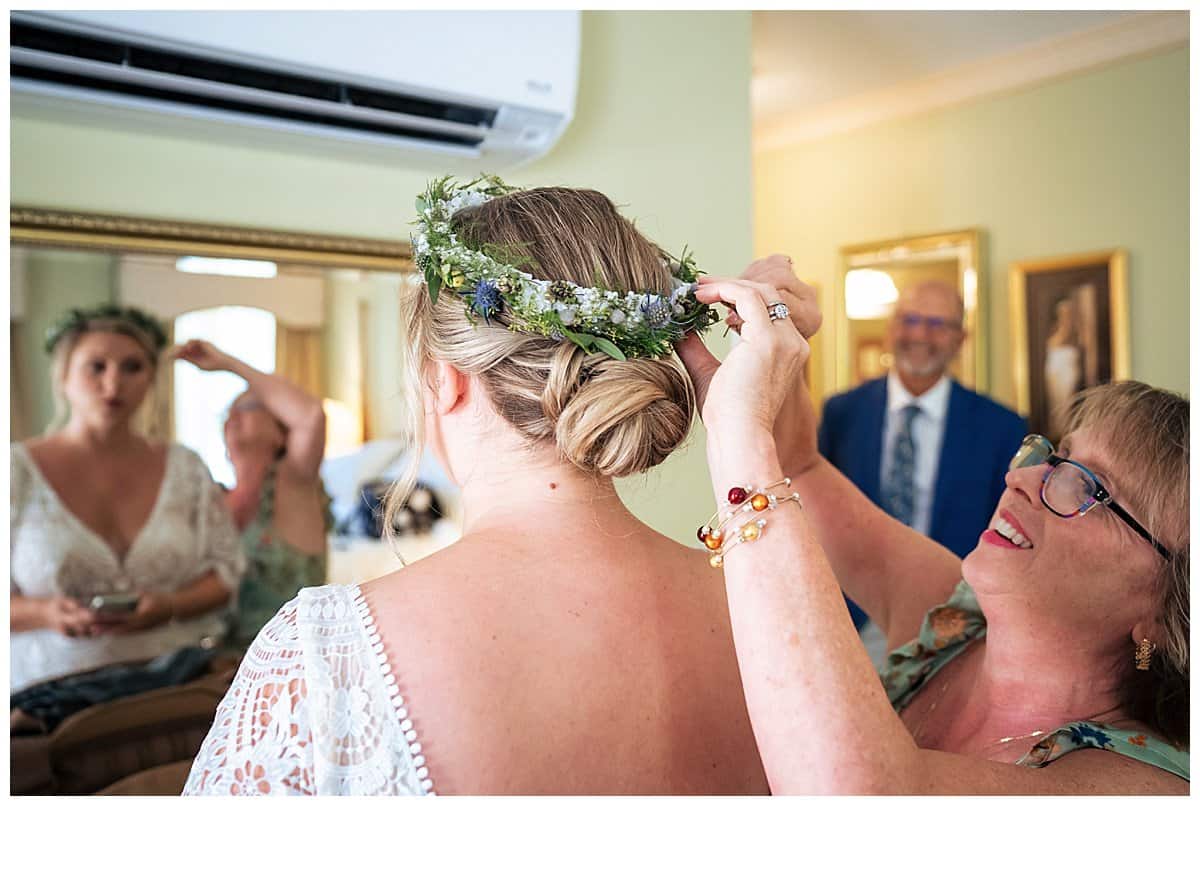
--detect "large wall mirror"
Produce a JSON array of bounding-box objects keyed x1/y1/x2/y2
[
  {"x1": 833, "y1": 229, "x2": 985, "y2": 394},
  {"x1": 9, "y1": 208, "x2": 482, "y2": 794},
  {"x1": 9, "y1": 206, "x2": 463, "y2": 624}
]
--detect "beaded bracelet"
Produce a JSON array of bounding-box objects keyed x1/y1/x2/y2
[{"x1": 697, "y1": 478, "x2": 802, "y2": 568}]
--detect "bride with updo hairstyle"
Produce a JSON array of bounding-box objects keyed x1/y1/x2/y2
[
  {"x1": 391, "y1": 185, "x2": 696, "y2": 499},
  {"x1": 185, "y1": 180, "x2": 772, "y2": 796}
]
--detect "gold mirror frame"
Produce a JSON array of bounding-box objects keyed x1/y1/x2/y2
[
  {"x1": 834, "y1": 228, "x2": 985, "y2": 394},
  {"x1": 10, "y1": 205, "x2": 413, "y2": 271}
]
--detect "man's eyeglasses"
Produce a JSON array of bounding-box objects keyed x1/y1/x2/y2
[
  {"x1": 895, "y1": 312, "x2": 962, "y2": 333},
  {"x1": 1008, "y1": 434, "x2": 1169, "y2": 560}
]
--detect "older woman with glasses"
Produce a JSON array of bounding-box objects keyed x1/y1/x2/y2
[
  {"x1": 171, "y1": 340, "x2": 333, "y2": 652},
  {"x1": 680, "y1": 266, "x2": 1188, "y2": 794}
]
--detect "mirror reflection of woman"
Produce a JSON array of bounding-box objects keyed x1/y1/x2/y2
[
  {"x1": 1044, "y1": 295, "x2": 1082, "y2": 438},
  {"x1": 171, "y1": 340, "x2": 332, "y2": 652},
  {"x1": 9, "y1": 307, "x2": 245, "y2": 692}
]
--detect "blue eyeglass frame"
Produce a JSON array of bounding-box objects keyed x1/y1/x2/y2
[
  {"x1": 1011, "y1": 434, "x2": 1170, "y2": 560},
  {"x1": 896, "y1": 313, "x2": 962, "y2": 333}
]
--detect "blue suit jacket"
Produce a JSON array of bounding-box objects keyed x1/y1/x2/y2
[{"x1": 818, "y1": 377, "x2": 1027, "y2": 627}]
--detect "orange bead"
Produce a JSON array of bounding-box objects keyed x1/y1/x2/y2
[
  {"x1": 704, "y1": 531, "x2": 724, "y2": 551},
  {"x1": 750, "y1": 493, "x2": 770, "y2": 511}
]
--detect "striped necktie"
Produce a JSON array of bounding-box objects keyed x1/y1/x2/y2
[{"x1": 883, "y1": 403, "x2": 921, "y2": 527}]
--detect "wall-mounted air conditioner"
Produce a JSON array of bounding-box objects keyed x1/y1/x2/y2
[{"x1": 10, "y1": 10, "x2": 580, "y2": 169}]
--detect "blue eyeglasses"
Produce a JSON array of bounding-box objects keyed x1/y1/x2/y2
[
  {"x1": 895, "y1": 312, "x2": 962, "y2": 333},
  {"x1": 1008, "y1": 434, "x2": 1169, "y2": 560}
]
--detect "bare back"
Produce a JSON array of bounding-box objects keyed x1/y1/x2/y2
[{"x1": 361, "y1": 524, "x2": 770, "y2": 795}]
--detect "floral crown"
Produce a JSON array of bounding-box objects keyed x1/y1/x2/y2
[
  {"x1": 44, "y1": 304, "x2": 169, "y2": 355},
  {"x1": 411, "y1": 175, "x2": 720, "y2": 360}
]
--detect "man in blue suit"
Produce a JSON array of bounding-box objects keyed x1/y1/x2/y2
[{"x1": 819, "y1": 279, "x2": 1027, "y2": 635}]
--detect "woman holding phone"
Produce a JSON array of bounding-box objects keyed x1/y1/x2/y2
[{"x1": 10, "y1": 305, "x2": 245, "y2": 692}]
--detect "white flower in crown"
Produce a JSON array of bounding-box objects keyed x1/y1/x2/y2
[{"x1": 555, "y1": 303, "x2": 578, "y2": 326}]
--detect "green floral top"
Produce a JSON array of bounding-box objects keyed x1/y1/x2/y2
[
  {"x1": 881, "y1": 580, "x2": 1189, "y2": 782},
  {"x1": 228, "y1": 463, "x2": 335, "y2": 653}
]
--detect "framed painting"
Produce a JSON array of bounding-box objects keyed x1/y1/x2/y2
[{"x1": 1009, "y1": 249, "x2": 1130, "y2": 440}]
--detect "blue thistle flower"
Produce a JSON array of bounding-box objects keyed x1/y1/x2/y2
[
  {"x1": 640, "y1": 293, "x2": 672, "y2": 329},
  {"x1": 471, "y1": 280, "x2": 503, "y2": 323}
]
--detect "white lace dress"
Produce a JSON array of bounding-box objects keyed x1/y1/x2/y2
[
  {"x1": 183, "y1": 584, "x2": 434, "y2": 796},
  {"x1": 10, "y1": 443, "x2": 246, "y2": 691}
]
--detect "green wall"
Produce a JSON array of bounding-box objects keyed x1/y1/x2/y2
[
  {"x1": 10, "y1": 11, "x2": 753, "y2": 544},
  {"x1": 12, "y1": 250, "x2": 116, "y2": 437},
  {"x1": 755, "y1": 47, "x2": 1190, "y2": 405}
]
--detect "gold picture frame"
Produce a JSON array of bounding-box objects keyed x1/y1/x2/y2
[
  {"x1": 1009, "y1": 249, "x2": 1130, "y2": 439},
  {"x1": 835, "y1": 228, "x2": 985, "y2": 394}
]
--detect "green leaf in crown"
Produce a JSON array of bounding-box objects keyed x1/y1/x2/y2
[
  {"x1": 410, "y1": 175, "x2": 720, "y2": 360},
  {"x1": 44, "y1": 304, "x2": 169, "y2": 355}
]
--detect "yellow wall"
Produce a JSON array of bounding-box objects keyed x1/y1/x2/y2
[
  {"x1": 755, "y1": 47, "x2": 1190, "y2": 405},
  {"x1": 9, "y1": 11, "x2": 753, "y2": 543}
]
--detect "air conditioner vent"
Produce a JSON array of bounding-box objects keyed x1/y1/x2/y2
[
  {"x1": 11, "y1": 20, "x2": 498, "y2": 130},
  {"x1": 10, "y1": 11, "x2": 579, "y2": 168}
]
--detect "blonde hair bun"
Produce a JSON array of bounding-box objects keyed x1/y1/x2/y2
[{"x1": 541, "y1": 342, "x2": 694, "y2": 478}]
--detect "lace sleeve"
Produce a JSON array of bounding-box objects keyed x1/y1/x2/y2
[
  {"x1": 179, "y1": 446, "x2": 246, "y2": 594},
  {"x1": 182, "y1": 599, "x2": 315, "y2": 795}
]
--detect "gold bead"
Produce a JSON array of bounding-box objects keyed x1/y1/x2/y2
[
  {"x1": 704, "y1": 531, "x2": 724, "y2": 551},
  {"x1": 740, "y1": 522, "x2": 762, "y2": 542},
  {"x1": 708, "y1": 554, "x2": 724, "y2": 569},
  {"x1": 750, "y1": 493, "x2": 770, "y2": 512}
]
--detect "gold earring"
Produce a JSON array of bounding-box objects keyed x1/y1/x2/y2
[{"x1": 1135, "y1": 639, "x2": 1156, "y2": 671}]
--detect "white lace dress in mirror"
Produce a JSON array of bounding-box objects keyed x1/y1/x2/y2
[
  {"x1": 183, "y1": 584, "x2": 434, "y2": 796},
  {"x1": 9, "y1": 443, "x2": 246, "y2": 691}
]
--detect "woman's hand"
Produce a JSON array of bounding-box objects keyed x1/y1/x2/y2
[
  {"x1": 41, "y1": 597, "x2": 101, "y2": 638},
  {"x1": 170, "y1": 339, "x2": 235, "y2": 373},
  {"x1": 689, "y1": 278, "x2": 810, "y2": 449},
  {"x1": 675, "y1": 255, "x2": 820, "y2": 416},
  {"x1": 724, "y1": 254, "x2": 821, "y2": 339},
  {"x1": 87, "y1": 594, "x2": 174, "y2": 636}
]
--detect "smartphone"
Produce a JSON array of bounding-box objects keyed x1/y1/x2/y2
[{"x1": 89, "y1": 593, "x2": 140, "y2": 618}]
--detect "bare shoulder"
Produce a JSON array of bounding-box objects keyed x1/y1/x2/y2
[
  {"x1": 916, "y1": 742, "x2": 1189, "y2": 795},
  {"x1": 1039, "y1": 746, "x2": 1189, "y2": 795},
  {"x1": 18, "y1": 435, "x2": 55, "y2": 465}
]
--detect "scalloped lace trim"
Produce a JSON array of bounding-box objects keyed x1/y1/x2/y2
[{"x1": 347, "y1": 583, "x2": 437, "y2": 796}]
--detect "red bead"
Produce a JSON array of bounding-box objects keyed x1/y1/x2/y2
[
  {"x1": 696, "y1": 526, "x2": 709, "y2": 544},
  {"x1": 728, "y1": 487, "x2": 748, "y2": 505}
]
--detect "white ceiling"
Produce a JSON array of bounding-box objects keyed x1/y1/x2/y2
[{"x1": 752, "y1": 10, "x2": 1148, "y2": 124}]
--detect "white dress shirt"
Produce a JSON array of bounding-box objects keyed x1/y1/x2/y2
[{"x1": 880, "y1": 371, "x2": 952, "y2": 537}]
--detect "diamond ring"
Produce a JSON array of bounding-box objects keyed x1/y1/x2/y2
[{"x1": 767, "y1": 301, "x2": 790, "y2": 323}]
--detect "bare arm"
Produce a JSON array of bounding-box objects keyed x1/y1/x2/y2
[
  {"x1": 90, "y1": 572, "x2": 232, "y2": 637},
  {"x1": 172, "y1": 340, "x2": 326, "y2": 478},
  {"x1": 699, "y1": 281, "x2": 1183, "y2": 796},
  {"x1": 11, "y1": 594, "x2": 96, "y2": 635},
  {"x1": 680, "y1": 261, "x2": 961, "y2": 644},
  {"x1": 773, "y1": 375, "x2": 963, "y2": 644}
]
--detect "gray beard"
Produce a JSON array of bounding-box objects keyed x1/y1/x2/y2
[{"x1": 895, "y1": 350, "x2": 947, "y2": 379}]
